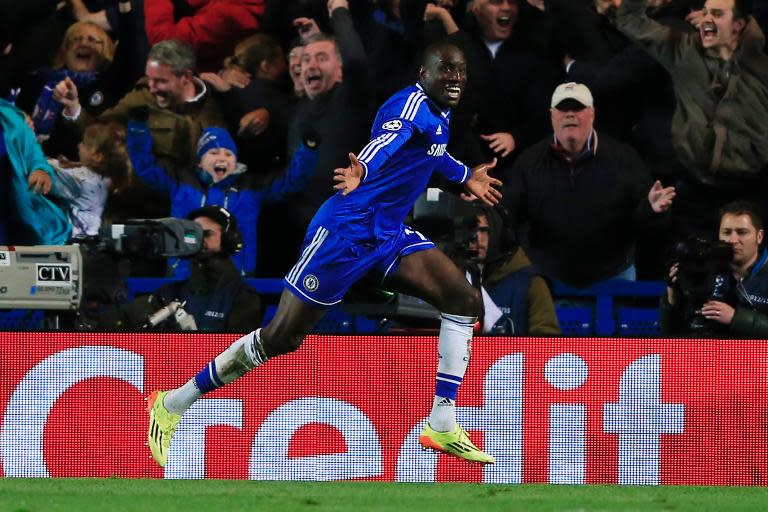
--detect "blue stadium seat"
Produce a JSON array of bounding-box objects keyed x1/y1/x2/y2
[
  {"x1": 617, "y1": 307, "x2": 660, "y2": 336},
  {"x1": 0, "y1": 310, "x2": 45, "y2": 330},
  {"x1": 555, "y1": 307, "x2": 593, "y2": 336}
]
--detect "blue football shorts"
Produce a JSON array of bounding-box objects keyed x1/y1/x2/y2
[{"x1": 283, "y1": 224, "x2": 435, "y2": 306}]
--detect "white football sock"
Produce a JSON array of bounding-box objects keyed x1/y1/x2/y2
[
  {"x1": 164, "y1": 329, "x2": 268, "y2": 415},
  {"x1": 428, "y1": 313, "x2": 475, "y2": 432}
]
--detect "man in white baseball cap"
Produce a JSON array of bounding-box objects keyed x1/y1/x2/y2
[
  {"x1": 550, "y1": 82, "x2": 594, "y2": 110},
  {"x1": 549, "y1": 82, "x2": 596, "y2": 159},
  {"x1": 500, "y1": 81, "x2": 677, "y2": 288}
]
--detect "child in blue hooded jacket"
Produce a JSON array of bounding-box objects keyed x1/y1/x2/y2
[{"x1": 127, "y1": 121, "x2": 318, "y2": 277}]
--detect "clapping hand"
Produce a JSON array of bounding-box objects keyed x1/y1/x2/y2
[{"x1": 480, "y1": 132, "x2": 515, "y2": 158}]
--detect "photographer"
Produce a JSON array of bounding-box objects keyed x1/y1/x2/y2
[
  {"x1": 661, "y1": 201, "x2": 768, "y2": 337},
  {"x1": 461, "y1": 204, "x2": 560, "y2": 336},
  {"x1": 97, "y1": 206, "x2": 262, "y2": 332}
]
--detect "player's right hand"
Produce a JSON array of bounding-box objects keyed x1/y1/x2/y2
[{"x1": 333, "y1": 152, "x2": 363, "y2": 196}]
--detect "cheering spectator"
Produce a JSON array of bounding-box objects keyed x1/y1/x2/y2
[
  {"x1": 9, "y1": 21, "x2": 120, "y2": 160},
  {"x1": 503, "y1": 82, "x2": 676, "y2": 288},
  {"x1": 127, "y1": 122, "x2": 318, "y2": 277},
  {"x1": 445, "y1": 0, "x2": 562, "y2": 167},
  {"x1": 616, "y1": 0, "x2": 768, "y2": 238},
  {"x1": 55, "y1": 38, "x2": 225, "y2": 220},
  {"x1": 260, "y1": 0, "x2": 374, "y2": 276},
  {"x1": 204, "y1": 33, "x2": 296, "y2": 174}
]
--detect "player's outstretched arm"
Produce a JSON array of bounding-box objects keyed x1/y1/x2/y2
[
  {"x1": 333, "y1": 152, "x2": 364, "y2": 195},
  {"x1": 465, "y1": 158, "x2": 502, "y2": 206}
]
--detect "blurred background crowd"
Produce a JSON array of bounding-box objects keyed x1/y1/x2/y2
[{"x1": 1, "y1": 0, "x2": 767, "y2": 335}]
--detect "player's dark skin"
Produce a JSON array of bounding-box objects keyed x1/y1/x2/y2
[{"x1": 260, "y1": 43, "x2": 501, "y2": 358}]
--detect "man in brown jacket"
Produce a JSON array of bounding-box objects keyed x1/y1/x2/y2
[
  {"x1": 53, "y1": 38, "x2": 225, "y2": 219},
  {"x1": 615, "y1": 0, "x2": 768, "y2": 237}
]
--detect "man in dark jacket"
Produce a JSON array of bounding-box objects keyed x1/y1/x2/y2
[
  {"x1": 461, "y1": 204, "x2": 560, "y2": 335},
  {"x1": 96, "y1": 206, "x2": 262, "y2": 332},
  {"x1": 661, "y1": 200, "x2": 768, "y2": 337},
  {"x1": 445, "y1": 0, "x2": 562, "y2": 167},
  {"x1": 262, "y1": 0, "x2": 375, "y2": 276},
  {"x1": 503, "y1": 82, "x2": 676, "y2": 288}
]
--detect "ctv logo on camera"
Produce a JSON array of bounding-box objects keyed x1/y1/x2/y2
[{"x1": 35, "y1": 264, "x2": 71, "y2": 286}]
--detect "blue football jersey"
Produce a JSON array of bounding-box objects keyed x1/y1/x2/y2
[{"x1": 309, "y1": 83, "x2": 470, "y2": 241}]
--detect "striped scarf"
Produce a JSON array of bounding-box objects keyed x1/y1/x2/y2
[{"x1": 32, "y1": 68, "x2": 98, "y2": 141}]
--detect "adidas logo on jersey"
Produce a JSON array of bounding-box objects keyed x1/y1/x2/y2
[{"x1": 436, "y1": 125, "x2": 442, "y2": 135}]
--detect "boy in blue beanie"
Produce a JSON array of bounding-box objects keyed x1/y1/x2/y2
[
  {"x1": 196, "y1": 127, "x2": 240, "y2": 184},
  {"x1": 127, "y1": 121, "x2": 318, "y2": 277}
]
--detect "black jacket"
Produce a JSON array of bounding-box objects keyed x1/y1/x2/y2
[
  {"x1": 97, "y1": 255, "x2": 262, "y2": 332},
  {"x1": 446, "y1": 13, "x2": 562, "y2": 167},
  {"x1": 286, "y1": 6, "x2": 374, "y2": 225},
  {"x1": 504, "y1": 131, "x2": 664, "y2": 287},
  {"x1": 661, "y1": 249, "x2": 768, "y2": 337}
]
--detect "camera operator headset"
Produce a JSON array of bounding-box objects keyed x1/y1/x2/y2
[
  {"x1": 136, "y1": 206, "x2": 260, "y2": 332},
  {"x1": 661, "y1": 200, "x2": 768, "y2": 337}
]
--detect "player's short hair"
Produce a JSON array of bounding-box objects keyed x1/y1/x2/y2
[
  {"x1": 148, "y1": 39, "x2": 196, "y2": 76},
  {"x1": 719, "y1": 200, "x2": 764, "y2": 232},
  {"x1": 420, "y1": 41, "x2": 464, "y2": 68}
]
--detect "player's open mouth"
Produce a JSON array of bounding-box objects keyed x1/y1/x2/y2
[
  {"x1": 701, "y1": 22, "x2": 718, "y2": 42},
  {"x1": 306, "y1": 74, "x2": 322, "y2": 87},
  {"x1": 213, "y1": 164, "x2": 228, "y2": 176},
  {"x1": 444, "y1": 85, "x2": 462, "y2": 100},
  {"x1": 497, "y1": 16, "x2": 512, "y2": 28}
]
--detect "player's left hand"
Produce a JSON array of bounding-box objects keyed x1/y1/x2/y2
[
  {"x1": 648, "y1": 180, "x2": 676, "y2": 213},
  {"x1": 700, "y1": 300, "x2": 735, "y2": 325},
  {"x1": 28, "y1": 169, "x2": 52, "y2": 194},
  {"x1": 333, "y1": 152, "x2": 364, "y2": 195},
  {"x1": 465, "y1": 158, "x2": 502, "y2": 206}
]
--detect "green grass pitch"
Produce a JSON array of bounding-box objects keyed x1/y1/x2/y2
[{"x1": 1, "y1": 479, "x2": 768, "y2": 512}]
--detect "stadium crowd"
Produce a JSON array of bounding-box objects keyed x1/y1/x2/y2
[{"x1": 1, "y1": 0, "x2": 767, "y2": 335}]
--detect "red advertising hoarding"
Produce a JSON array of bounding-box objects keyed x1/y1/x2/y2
[{"x1": 1, "y1": 332, "x2": 766, "y2": 484}]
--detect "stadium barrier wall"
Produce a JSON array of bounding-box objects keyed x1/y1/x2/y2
[{"x1": 1, "y1": 332, "x2": 766, "y2": 484}]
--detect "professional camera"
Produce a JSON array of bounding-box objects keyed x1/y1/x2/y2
[
  {"x1": 71, "y1": 218, "x2": 205, "y2": 330},
  {"x1": 411, "y1": 189, "x2": 478, "y2": 263},
  {"x1": 97, "y1": 218, "x2": 203, "y2": 258},
  {"x1": 671, "y1": 236, "x2": 736, "y2": 332}
]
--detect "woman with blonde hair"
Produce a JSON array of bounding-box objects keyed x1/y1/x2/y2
[{"x1": 9, "y1": 21, "x2": 125, "y2": 160}]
